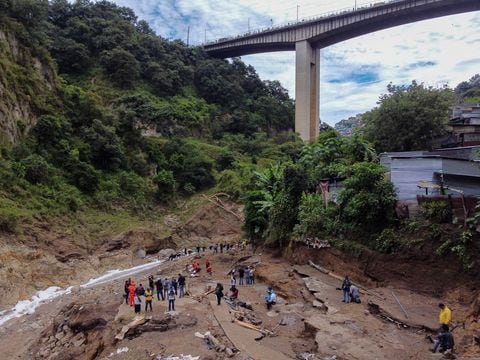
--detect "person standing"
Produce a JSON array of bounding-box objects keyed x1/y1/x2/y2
[
  {"x1": 145, "y1": 287, "x2": 153, "y2": 312},
  {"x1": 215, "y1": 283, "x2": 224, "y2": 305},
  {"x1": 341, "y1": 275, "x2": 351, "y2": 303},
  {"x1": 163, "y1": 278, "x2": 170, "y2": 300},
  {"x1": 178, "y1": 273, "x2": 186, "y2": 298},
  {"x1": 148, "y1": 275, "x2": 154, "y2": 291},
  {"x1": 168, "y1": 289, "x2": 176, "y2": 312},
  {"x1": 171, "y1": 277, "x2": 178, "y2": 295},
  {"x1": 230, "y1": 273, "x2": 236, "y2": 287},
  {"x1": 128, "y1": 281, "x2": 136, "y2": 306},
  {"x1": 438, "y1": 303, "x2": 452, "y2": 329},
  {"x1": 134, "y1": 293, "x2": 142, "y2": 314},
  {"x1": 155, "y1": 278, "x2": 164, "y2": 300},
  {"x1": 124, "y1": 280, "x2": 130, "y2": 304},
  {"x1": 238, "y1": 267, "x2": 245, "y2": 285},
  {"x1": 264, "y1": 287, "x2": 277, "y2": 310},
  {"x1": 249, "y1": 267, "x2": 255, "y2": 285},
  {"x1": 206, "y1": 258, "x2": 211, "y2": 271}
]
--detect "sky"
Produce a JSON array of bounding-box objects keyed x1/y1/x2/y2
[{"x1": 109, "y1": 0, "x2": 480, "y2": 126}]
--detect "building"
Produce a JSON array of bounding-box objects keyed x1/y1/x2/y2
[
  {"x1": 439, "y1": 104, "x2": 480, "y2": 148},
  {"x1": 380, "y1": 147, "x2": 480, "y2": 201}
]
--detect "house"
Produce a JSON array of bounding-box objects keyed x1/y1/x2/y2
[
  {"x1": 439, "y1": 104, "x2": 480, "y2": 148},
  {"x1": 380, "y1": 147, "x2": 480, "y2": 201}
]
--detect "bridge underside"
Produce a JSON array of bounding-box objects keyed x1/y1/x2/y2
[{"x1": 204, "y1": 0, "x2": 480, "y2": 141}]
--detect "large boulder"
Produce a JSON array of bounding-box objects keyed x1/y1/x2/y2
[{"x1": 157, "y1": 248, "x2": 177, "y2": 259}]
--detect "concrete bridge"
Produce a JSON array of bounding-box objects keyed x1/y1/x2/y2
[{"x1": 204, "y1": 0, "x2": 480, "y2": 141}]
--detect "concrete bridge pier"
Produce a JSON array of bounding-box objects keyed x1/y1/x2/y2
[{"x1": 295, "y1": 40, "x2": 319, "y2": 142}]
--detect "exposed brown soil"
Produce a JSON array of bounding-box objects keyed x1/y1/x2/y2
[{"x1": 1, "y1": 198, "x2": 480, "y2": 359}]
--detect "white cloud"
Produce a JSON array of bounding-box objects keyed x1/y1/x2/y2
[{"x1": 108, "y1": 0, "x2": 480, "y2": 126}]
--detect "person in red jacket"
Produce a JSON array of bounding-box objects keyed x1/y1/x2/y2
[{"x1": 128, "y1": 282, "x2": 136, "y2": 306}]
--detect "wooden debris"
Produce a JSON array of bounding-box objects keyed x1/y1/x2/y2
[
  {"x1": 115, "y1": 315, "x2": 147, "y2": 340},
  {"x1": 308, "y1": 260, "x2": 329, "y2": 274},
  {"x1": 308, "y1": 261, "x2": 385, "y2": 300}
]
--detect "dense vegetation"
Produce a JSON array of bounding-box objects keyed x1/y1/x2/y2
[
  {"x1": 0, "y1": 1, "x2": 478, "y2": 268},
  {"x1": 0, "y1": 0, "x2": 299, "y2": 226}
]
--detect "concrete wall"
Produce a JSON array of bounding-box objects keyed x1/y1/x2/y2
[{"x1": 391, "y1": 157, "x2": 443, "y2": 200}]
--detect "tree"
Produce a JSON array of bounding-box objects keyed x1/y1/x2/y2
[
  {"x1": 362, "y1": 81, "x2": 456, "y2": 152},
  {"x1": 100, "y1": 47, "x2": 140, "y2": 88}
]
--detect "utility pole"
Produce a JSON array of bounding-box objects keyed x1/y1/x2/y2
[
  {"x1": 248, "y1": 18, "x2": 250, "y2": 32},
  {"x1": 204, "y1": 26, "x2": 207, "y2": 43},
  {"x1": 297, "y1": 4, "x2": 300, "y2": 22},
  {"x1": 355, "y1": 0, "x2": 357, "y2": 10},
  {"x1": 186, "y1": 26, "x2": 190, "y2": 46}
]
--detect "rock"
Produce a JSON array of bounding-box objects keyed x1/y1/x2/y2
[
  {"x1": 279, "y1": 315, "x2": 300, "y2": 326},
  {"x1": 73, "y1": 337, "x2": 86, "y2": 347},
  {"x1": 303, "y1": 278, "x2": 325, "y2": 293},
  {"x1": 312, "y1": 301, "x2": 328, "y2": 313},
  {"x1": 157, "y1": 248, "x2": 177, "y2": 259},
  {"x1": 70, "y1": 286, "x2": 81, "y2": 295},
  {"x1": 266, "y1": 310, "x2": 279, "y2": 317},
  {"x1": 55, "y1": 332, "x2": 64, "y2": 340},
  {"x1": 135, "y1": 248, "x2": 146, "y2": 259}
]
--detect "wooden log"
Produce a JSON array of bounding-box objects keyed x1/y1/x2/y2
[
  {"x1": 309, "y1": 261, "x2": 385, "y2": 300},
  {"x1": 115, "y1": 315, "x2": 147, "y2": 340},
  {"x1": 308, "y1": 260, "x2": 330, "y2": 274}
]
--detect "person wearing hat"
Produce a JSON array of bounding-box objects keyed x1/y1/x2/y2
[{"x1": 264, "y1": 287, "x2": 277, "y2": 309}]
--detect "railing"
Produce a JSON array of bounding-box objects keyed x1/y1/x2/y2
[{"x1": 202, "y1": 0, "x2": 412, "y2": 46}]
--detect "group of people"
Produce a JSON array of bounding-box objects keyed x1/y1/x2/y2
[
  {"x1": 124, "y1": 274, "x2": 187, "y2": 314},
  {"x1": 230, "y1": 266, "x2": 255, "y2": 286},
  {"x1": 341, "y1": 276, "x2": 361, "y2": 304},
  {"x1": 340, "y1": 275, "x2": 455, "y2": 355}
]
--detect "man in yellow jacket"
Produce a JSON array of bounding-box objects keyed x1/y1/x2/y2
[{"x1": 438, "y1": 303, "x2": 452, "y2": 328}]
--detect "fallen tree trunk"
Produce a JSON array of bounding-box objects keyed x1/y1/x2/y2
[
  {"x1": 308, "y1": 261, "x2": 385, "y2": 300},
  {"x1": 115, "y1": 316, "x2": 147, "y2": 340}
]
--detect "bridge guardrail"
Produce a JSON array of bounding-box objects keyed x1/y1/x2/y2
[{"x1": 202, "y1": 0, "x2": 409, "y2": 46}]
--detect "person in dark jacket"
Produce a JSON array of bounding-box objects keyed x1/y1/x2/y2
[
  {"x1": 238, "y1": 267, "x2": 245, "y2": 285},
  {"x1": 155, "y1": 278, "x2": 164, "y2": 300},
  {"x1": 136, "y1": 283, "x2": 145, "y2": 296},
  {"x1": 148, "y1": 275, "x2": 154, "y2": 291},
  {"x1": 431, "y1": 324, "x2": 454, "y2": 353},
  {"x1": 215, "y1": 283, "x2": 224, "y2": 305},
  {"x1": 124, "y1": 280, "x2": 130, "y2": 304},
  {"x1": 341, "y1": 276, "x2": 351, "y2": 303},
  {"x1": 178, "y1": 274, "x2": 186, "y2": 298}
]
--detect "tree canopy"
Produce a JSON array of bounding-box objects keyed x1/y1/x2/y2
[{"x1": 362, "y1": 81, "x2": 456, "y2": 152}]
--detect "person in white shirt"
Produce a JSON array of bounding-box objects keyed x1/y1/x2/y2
[{"x1": 264, "y1": 287, "x2": 277, "y2": 309}]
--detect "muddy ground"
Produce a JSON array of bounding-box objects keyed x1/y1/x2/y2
[
  {"x1": 1, "y1": 197, "x2": 480, "y2": 359},
  {"x1": 0, "y1": 245, "x2": 479, "y2": 360}
]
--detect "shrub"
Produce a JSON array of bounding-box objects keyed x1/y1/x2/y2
[
  {"x1": 20, "y1": 154, "x2": 55, "y2": 184},
  {"x1": 217, "y1": 169, "x2": 243, "y2": 199},
  {"x1": 153, "y1": 170, "x2": 176, "y2": 202},
  {"x1": 0, "y1": 210, "x2": 19, "y2": 233},
  {"x1": 421, "y1": 201, "x2": 451, "y2": 223}
]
